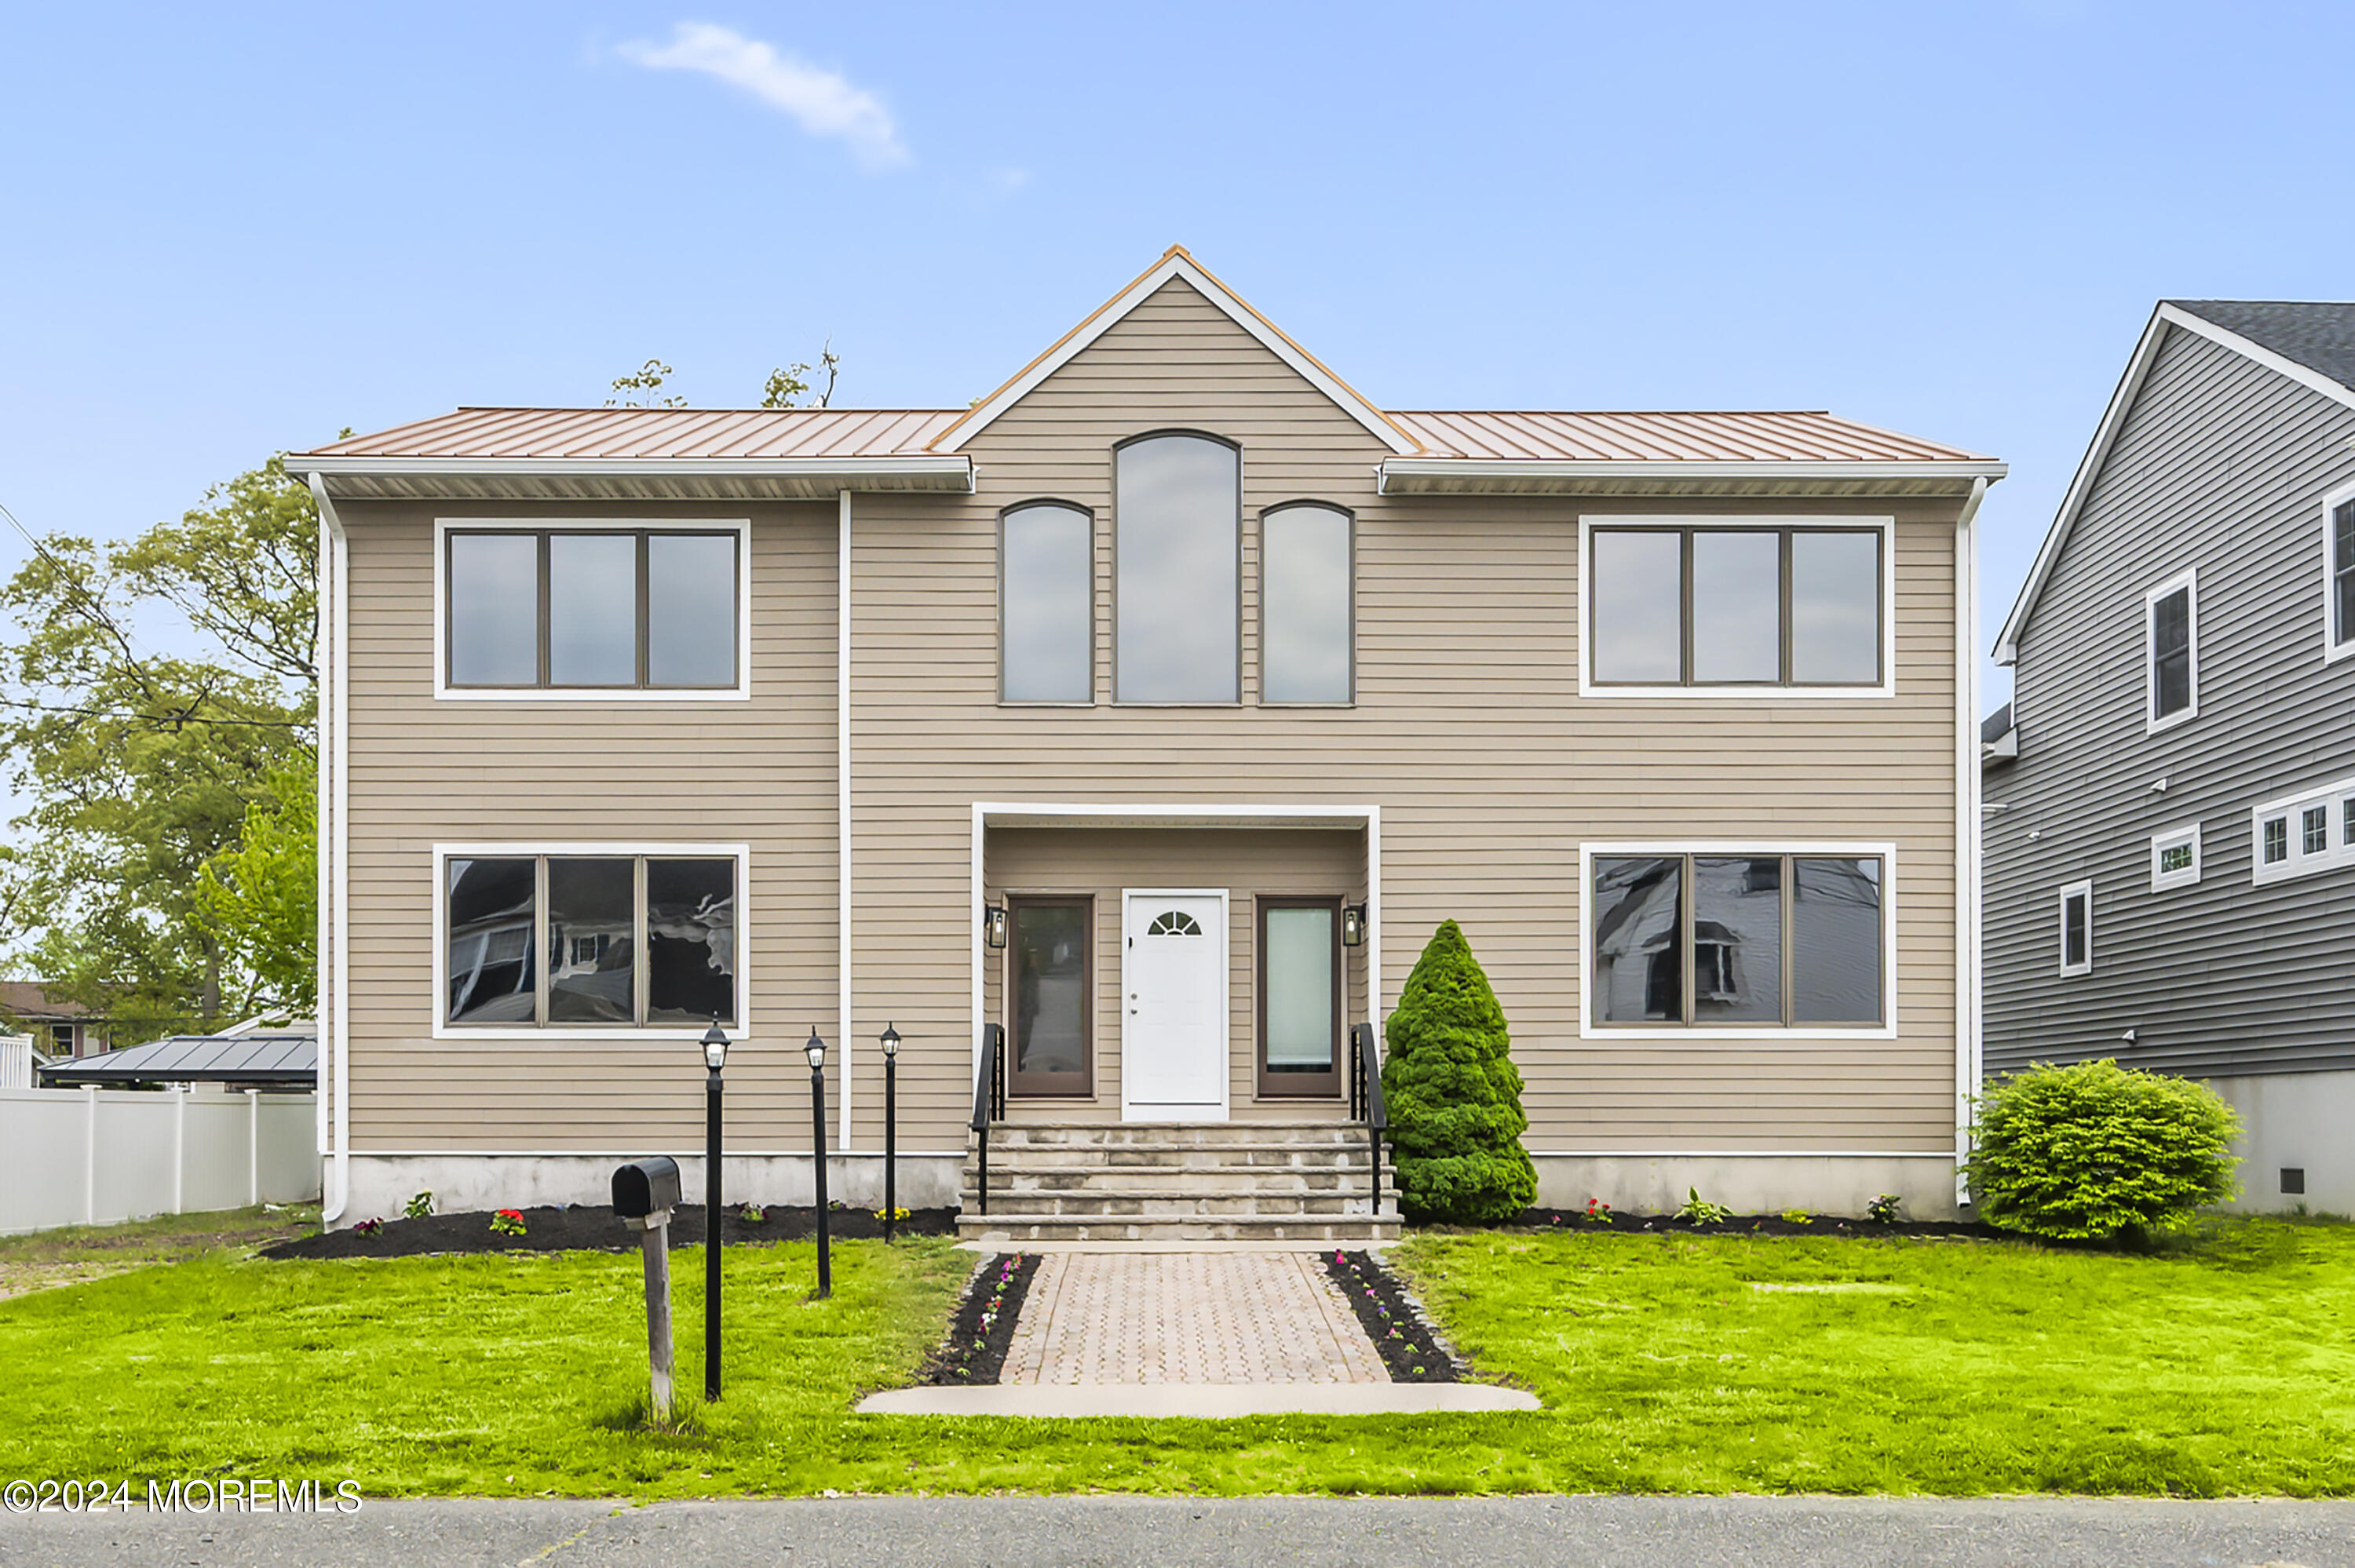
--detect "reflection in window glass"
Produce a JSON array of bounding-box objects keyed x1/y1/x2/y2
[
  {"x1": 1264, "y1": 906, "x2": 1336, "y2": 1069},
  {"x1": 1792, "y1": 858, "x2": 1882, "y2": 1023},
  {"x1": 1115, "y1": 435, "x2": 1238, "y2": 702},
  {"x1": 1692, "y1": 856, "x2": 1782, "y2": 1022},
  {"x1": 1262, "y1": 506, "x2": 1353, "y2": 702},
  {"x1": 1692, "y1": 533, "x2": 1781, "y2": 683},
  {"x1": 448, "y1": 534, "x2": 540, "y2": 685},
  {"x1": 547, "y1": 858, "x2": 635, "y2": 1023},
  {"x1": 1591, "y1": 856, "x2": 1683, "y2": 1023},
  {"x1": 1001, "y1": 504, "x2": 1094, "y2": 702},
  {"x1": 1791, "y1": 532, "x2": 1881, "y2": 684},
  {"x1": 648, "y1": 534, "x2": 738, "y2": 687},
  {"x1": 1591, "y1": 531, "x2": 1683, "y2": 683},
  {"x1": 647, "y1": 858, "x2": 736, "y2": 1023},
  {"x1": 548, "y1": 534, "x2": 638, "y2": 685},
  {"x1": 1012, "y1": 903, "x2": 1088, "y2": 1079},
  {"x1": 447, "y1": 858, "x2": 538, "y2": 1023}
]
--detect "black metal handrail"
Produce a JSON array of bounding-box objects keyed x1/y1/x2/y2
[
  {"x1": 1350, "y1": 1022, "x2": 1389, "y2": 1213},
  {"x1": 969, "y1": 1023, "x2": 1006, "y2": 1215}
]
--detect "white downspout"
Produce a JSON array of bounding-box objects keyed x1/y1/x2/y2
[
  {"x1": 1953, "y1": 476, "x2": 1988, "y2": 1205},
  {"x1": 309, "y1": 472, "x2": 352, "y2": 1223},
  {"x1": 837, "y1": 488, "x2": 853, "y2": 1149}
]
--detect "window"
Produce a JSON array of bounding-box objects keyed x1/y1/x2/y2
[
  {"x1": 2251, "y1": 771, "x2": 2355, "y2": 884},
  {"x1": 1586, "y1": 522, "x2": 1885, "y2": 690},
  {"x1": 2057, "y1": 880, "x2": 2092, "y2": 977},
  {"x1": 2262, "y1": 815, "x2": 2290, "y2": 868},
  {"x1": 2145, "y1": 568, "x2": 2196, "y2": 730},
  {"x1": 1261, "y1": 504, "x2": 1353, "y2": 703},
  {"x1": 1588, "y1": 851, "x2": 1884, "y2": 1028},
  {"x1": 1006, "y1": 897, "x2": 1091, "y2": 1096},
  {"x1": 1258, "y1": 898, "x2": 1342, "y2": 1097},
  {"x1": 2325, "y1": 486, "x2": 2355, "y2": 661},
  {"x1": 2305, "y1": 804, "x2": 2331, "y2": 856},
  {"x1": 444, "y1": 525, "x2": 741, "y2": 693},
  {"x1": 1115, "y1": 432, "x2": 1239, "y2": 702},
  {"x1": 2149, "y1": 824, "x2": 2200, "y2": 892},
  {"x1": 1001, "y1": 502, "x2": 1094, "y2": 702},
  {"x1": 442, "y1": 851, "x2": 739, "y2": 1030}
]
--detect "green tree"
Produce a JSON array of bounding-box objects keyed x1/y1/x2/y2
[
  {"x1": 606, "y1": 359, "x2": 685, "y2": 408},
  {"x1": 193, "y1": 760, "x2": 316, "y2": 1016},
  {"x1": 1, "y1": 458, "x2": 317, "y2": 1036},
  {"x1": 1380, "y1": 920, "x2": 1537, "y2": 1224},
  {"x1": 761, "y1": 341, "x2": 839, "y2": 409}
]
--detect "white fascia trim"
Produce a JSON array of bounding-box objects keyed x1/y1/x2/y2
[
  {"x1": 2057, "y1": 878, "x2": 2094, "y2": 978},
  {"x1": 433, "y1": 517, "x2": 753, "y2": 702},
  {"x1": 2323, "y1": 476, "x2": 2355, "y2": 664},
  {"x1": 1953, "y1": 477, "x2": 1986, "y2": 1199},
  {"x1": 1576, "y1": 841, "x2": 1900, "y2": 1042},
  {"x1": 304, "y1": 454, "x2": 974, "y2": 487},
  {"x1": 309, "y1": 472, "x2": 352, "y2": 1222},
  {"x1": 1380, "y1": 458, "x2": 2006, "y2": 493},
  {"x1": 429, "y1": 841, "x2": 752, "y2": 1041},
  {"x1": 937, "y1": 253, "x2": 1418, "y2": 457},
  {"x1": 2149, "y1": 821, "x2": 2203, "y2": 892},
  {"x1": 1575, "y1": 515, "x2": 1897, "y2": 700},
  {"x1": 2143, "y1": 565, "x2": 2200, "y2": 734},
  {"x1": 837, "y1": 490, "x2": 853, "y2": 1147}
]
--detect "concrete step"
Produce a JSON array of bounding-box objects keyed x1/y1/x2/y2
[
  {"x1": 976, "y1": 1142, "x2": 1374, "y2": 1171},
  {"x1": 984, "y1": 1121, "x2": 1364, "y2": 1150},
  {"x1": 979, "y1": 1164, "x2": 1360, "y2": 1196},
  {"x1": 957, "y1": 1187, "x2": 1381, "y2": 1219},
  {"x1": 955, "y1": 1211, "x2": 1402, "y2": 1245}
]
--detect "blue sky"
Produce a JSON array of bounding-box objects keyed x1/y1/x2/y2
[{"x1": 5, "y1": 2, "x2": 2353, "y2": 705}]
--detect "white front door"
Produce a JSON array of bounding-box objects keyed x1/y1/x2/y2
[{"x1": 1121, "y1": 890, "x2": 1229, "y2": 1120}]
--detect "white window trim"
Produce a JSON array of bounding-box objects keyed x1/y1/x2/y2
[
  {"x1": 1576, "y1": 841, "x2": 1899, "y2": 1041},
  {"x1": 2250, "y1": 771, "x2": 2355, "y2": 886},
  {"x1": 1576, "y1": 516, "x2": 1897, "y2": 700},
  {"x1": 433, "y1": 517, "x2": 754, "y2": 702},
  {"x1": 431, "y1": 841, "x2": 751, "y2": 1041},
  {"x1": 2149, "y1": 822, "x2": 2202, "y2": 893},
  {"x1": 2144, "y1": 566, "x2": 2198, "y2": 734},
  {"x1": 2057, "y1": 878, "x2": 2093, "y2": 977},
  {"x1": 2323, "y1": 477, "x2": 2355, "y2": 665}
]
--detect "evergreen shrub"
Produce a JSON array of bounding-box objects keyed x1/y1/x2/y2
[
  {"x1": 1965, "y1": 1059, "x2": 2240, "y2": 1241},
  {"x1": 1380, "y1": 920, "x2": 1537, "y2": 1224}
]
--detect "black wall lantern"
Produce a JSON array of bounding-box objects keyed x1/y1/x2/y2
[
  {"x1": 1341, "y1": 902, "x2": 1369, "y2": 948},
  {"x1": 983, "y1": 903, "x2": 1009, "y2": 950}
]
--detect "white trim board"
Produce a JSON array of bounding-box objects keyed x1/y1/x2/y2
[
  {"x1": 930, "y1": 247, "x2": 1419, "y2": 458},
  {"x1": 432, "y1": 516, "x2": 754, "y2": 702},
  {"x1": 429, "y1": 841, "x2": 752, "y2": 1041},
  {"x1": 1576, "y1": 841, "x2": 1900, "y2": 1042}
]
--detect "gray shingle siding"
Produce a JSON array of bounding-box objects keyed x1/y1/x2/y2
[{"x1": 1984, "y1": 323, "x2": 2355, "y2": 1081}]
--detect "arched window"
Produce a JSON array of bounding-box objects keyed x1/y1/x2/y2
[
  {"x1": 1000, "y1": 501, "x2": 1094, "y2": 702},
  {"x1": 1260, "y1": 503, "x2": 1353, "y2": 703},
  {"x1": 1115, "y1": 432, "x2": 1239, "y2": 702}
]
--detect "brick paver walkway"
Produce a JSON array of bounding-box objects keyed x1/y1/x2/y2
[{"x1": 1002, "y1": 1253, "x2": 1389, "y2": 1384}]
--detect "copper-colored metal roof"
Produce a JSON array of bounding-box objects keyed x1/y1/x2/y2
[
  {"x1": 305, "y1": 407, "x2": 962, "y2": 461},
  {"x1": 1384, "y1": 410, "x2": 1988, "y2": 464}
]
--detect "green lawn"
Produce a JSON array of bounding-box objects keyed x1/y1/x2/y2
[{"x1": 1, "y1": 1220, "x2": 2350, "y2": 1497}]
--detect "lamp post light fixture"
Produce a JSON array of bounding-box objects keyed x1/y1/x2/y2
[
  {"x1": 880, "y1": 1023, "x2": 902, "y2": 1243},
  {"x1": 805, "y1": 1028, "x2": 832, "y2": 1299},
  {"x1": 982, "y1": 903, "x2": 1009, "y2": 950},
  {"x1": 700, "y1": 1022, "x2": 728, "y2": 1402}
]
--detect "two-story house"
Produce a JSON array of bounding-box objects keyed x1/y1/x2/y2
[
  {"x1": 1986, "y1": 300, "x2": 2355, "y2": 1215},
  {"x1": 293, "y1": 248, "x2": 2003, "y2": 1234}
]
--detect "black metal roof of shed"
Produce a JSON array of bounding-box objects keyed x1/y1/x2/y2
[{"x1": 38, "y1": 1030, "x2": 316, "y2": 1087}]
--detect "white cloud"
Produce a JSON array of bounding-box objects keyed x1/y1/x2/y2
[{"x1": 619, "y1": 23, "x2": 909, "y2": 171}]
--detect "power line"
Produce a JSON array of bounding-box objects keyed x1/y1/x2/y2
[{"x1": 0, "y1": 494, "x2": 174, "y2": 709}]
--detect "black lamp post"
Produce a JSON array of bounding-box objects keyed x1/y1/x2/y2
[
  {"x1": 880, "y1": 1023, "x2": 901, "y2": 1243},
  {"x1": 701, "y1": 1022, "x2": 728, "y2": 1402},
  {"x1": 805, "y1": 1027, "x2": 831, "y2": 1299}
]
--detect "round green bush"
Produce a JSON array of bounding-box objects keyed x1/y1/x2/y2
[
  {"x1": 1380, "y1": 920, "x2": 1537, "y2": 1224},
  {"x1": 1965, "y1": 1059, "x2": 2240, "y2": 1241}
]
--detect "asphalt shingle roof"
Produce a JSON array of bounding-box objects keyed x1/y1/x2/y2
[{"x1": 2169, "y1": 301, "x2": 2355, "y2": 395}]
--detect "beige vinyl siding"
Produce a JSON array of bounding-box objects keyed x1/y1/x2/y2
[
  {"x1": 340, "y1": 499, "x2": 842, "y2": 1153},
  {"x1": 842, "y1": 276, "x2": 1961, "y2": 1154}
]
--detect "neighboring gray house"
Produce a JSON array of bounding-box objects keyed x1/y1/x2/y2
[{"x1": 1986, "y1": 300, "x2": 2355, "y2": 1215}]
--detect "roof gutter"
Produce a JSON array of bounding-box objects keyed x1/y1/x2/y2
[
  {"x1": 1375, "y1": 458, "x2": 2009, "y2": 494},
  {"x1": 308, "y1": 472, "x2": 352, "y2": 1225}
]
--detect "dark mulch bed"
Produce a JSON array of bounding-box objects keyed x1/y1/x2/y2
[
  {"x1": 263, "y1": 1203, "x2": 957, "y2": 1260},
  {"x1": 921, "y1": 1253, "x2": 1037, "y2": 1385},
  {"x1": 1513, "y1": 1206, "x2": 1997, "y2": 1240},
  {"x1": 1325, "y1": 1249, "x2": 1459, "y2": 1383}
]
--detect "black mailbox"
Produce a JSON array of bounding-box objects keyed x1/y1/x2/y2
[{"x1": 612, "y1": 1156, "x2": 682, "y2": 1220}]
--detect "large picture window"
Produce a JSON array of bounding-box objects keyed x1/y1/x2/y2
[
  {"x1": 1587, "y1": 523, "x2": 1884, "y2": 689},
  {"x1": 1590, "y1": 851, "x2": 1884, "y2": 1027},
  {"x1": 1260, "y1": 504, "x2": 1353, "y2": 703},
  {"x1": 445, "y1": 527, "x2": 740, "y2": 692},
  {"x1": 1001, "y1": 502, "x2": 1094, "y2": 702},
  {"x1": 1115, "y1": 432, "x2": 1239, "y2": 702},
  {"x1": 443, "y1": 851, "x2": 739, "y2": 1029}
]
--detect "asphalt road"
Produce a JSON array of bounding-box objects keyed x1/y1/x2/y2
[{"x1": 2, "y1": 1494, "x2": 2351, "y2": 1567}]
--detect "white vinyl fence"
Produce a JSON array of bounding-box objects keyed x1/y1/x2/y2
[
  {"x1": 0, "y1": 1034, "x2": 32, "y2": 1090},
  {"x1": 0, "y1": 1085, "x2": 317, "y2": 1235}
]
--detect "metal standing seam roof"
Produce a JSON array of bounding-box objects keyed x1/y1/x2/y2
[
  {"x1": 38, "y1": 1030, "x2": 317, "y2": 1087},
  {"x1": 300, "y1": 406, "x2": 1983, "y2": 465}
]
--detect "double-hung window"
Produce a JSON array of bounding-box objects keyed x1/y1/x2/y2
[
  {"x1": 1586, "y1": 520, "x2": 1886, "y2": 691},
  {"x1": 1587, "y1": 850, "x2": 1886, "y2": 1029},
  {"x1": 2057, "y1": 880, "x2": 2092, "y2": 977},
  {"x1": 443, "y1": 523, "x2": 743, "y2": 695},
  {"x1": 2327, "y1": 484, "x2": 2355, "y2": 662},
  {"x1": 2145, "y1": 567, "x2": 2197, "y2": 731},
  {"x1": 441, "y1": 849, "x2": 741, "y2": 1030}
]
